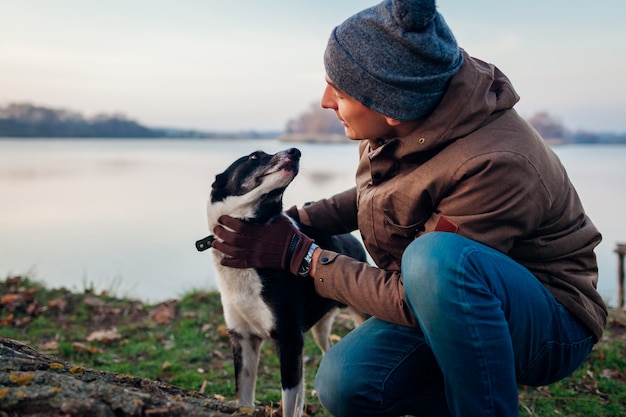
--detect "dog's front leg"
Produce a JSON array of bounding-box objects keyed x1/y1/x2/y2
[
  {"x1": 275, "y1": 332, "x2": 306, "y2": 417},
  {"x1": 230, "y1": 330, "x2": 263, "y2": 407}
]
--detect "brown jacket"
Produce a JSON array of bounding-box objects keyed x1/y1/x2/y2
[{"x1": 303, "y1": 51, "x2": 607, "y2": 341}]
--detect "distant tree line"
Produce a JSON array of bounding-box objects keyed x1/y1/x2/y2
[
  {"x1": 285, "y1": 102, "x2": 344, "y2": 135},
  {"x1": 0, "y1": 103, "x2": 161, "y2": 138},
  {"x1": 526, "y1": 112, "x2": 626, "y2": 145},
  {"x1": 0, "y1": 103, "x2": 279, "y2": 139},
  {"x1": 2, "y1": 102, "x2": 624, "y2": 144}
]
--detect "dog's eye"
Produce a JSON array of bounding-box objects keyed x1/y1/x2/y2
[{"x1": 249, "y1": 153, "x2": 259, "y2": 160}]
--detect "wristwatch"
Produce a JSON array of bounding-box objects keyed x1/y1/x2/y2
[{"x1": 297, "y1": 243, "x2": 319, "y2": 277}]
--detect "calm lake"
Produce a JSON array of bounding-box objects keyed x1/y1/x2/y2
[{"x1": 1, "y1": 139, "x2": 625, "y2": 306}]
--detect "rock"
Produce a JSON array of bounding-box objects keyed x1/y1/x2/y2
[{"x1": 0, "y1": 337, "x2": 267, "y2": 417}]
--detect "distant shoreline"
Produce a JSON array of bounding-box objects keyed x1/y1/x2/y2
[
  {"x1": 3, "y1": 136, "x2": 626, "y2": 146},
  {"x1": 278, "y1": 133, "x2": 351, "y2": 143},
  {"x1": 3, "y1": 102, "x2": 626, "y2": 144}
]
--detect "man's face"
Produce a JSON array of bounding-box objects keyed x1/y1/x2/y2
[{"x1": 321, "y1": 77, "x2": 396, "y2": 141}]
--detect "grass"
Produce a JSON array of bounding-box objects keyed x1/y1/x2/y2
[{"x1": 2, "y1": 275, "x2": 626, "y2": 416}]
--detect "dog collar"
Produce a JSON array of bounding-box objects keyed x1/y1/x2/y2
[{"x1": 195, "y1": 235, "x2": 215, "y2": 252}]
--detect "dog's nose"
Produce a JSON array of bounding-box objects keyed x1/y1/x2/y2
[{"x1": 286, "y1": 148, "x2": 301, "y2": 160}]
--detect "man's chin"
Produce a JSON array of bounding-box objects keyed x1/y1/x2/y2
[{"x1": 343, "y1": 129, "x2": 361, "y2": 141}]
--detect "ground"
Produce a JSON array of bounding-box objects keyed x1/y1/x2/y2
[{"x1": 2, "y1": 275, "x2": 626, "y2": 416}]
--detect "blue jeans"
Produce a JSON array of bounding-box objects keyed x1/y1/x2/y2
[{"x1": 314, "y1": 232, "x2": 595, "y2": 417}]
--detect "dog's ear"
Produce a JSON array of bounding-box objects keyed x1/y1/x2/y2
[{"x1": 210, "y1": 172, "x2": 228, "y2": 203}]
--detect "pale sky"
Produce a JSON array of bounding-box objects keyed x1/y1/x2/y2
[{"x1": 1, "y1": 0, "x2": 625, "y2": 133}]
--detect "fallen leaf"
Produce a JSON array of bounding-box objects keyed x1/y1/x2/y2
[
  {"x1": 150, "y1": 302, "x2": 176, "y2": 324},
  {"x1": 602, "y1": 368, "x2": 616, "y2": 379},
  {"x1": 601, "y1": 368, "x2": 626, "y2": 383},
  {"x1": 72, "y1": 342, "x2": 103, "y2": 354},
  {"x1": 47, "y1": 298, "x2": 67, "y2": 311},
  {"x1": 0, "y1": 294, "x2": 31, "y2": 312},
  {"x1": 25, "y1": 302, "x2": 38, "y2": 315},
  {"x1": 217, "y1": 325, "x2": 230, "y2": 338},
  {"x1": 15, "y1": 316, "x2": 32, "y2": 326},
  {"x1": 610, "y1": 317, "x2": 626, "y2": 328},
  {"x1": 24, "y1": 286, "x2": 39, "y2": 297},
  {"x1": 0, "y1": 294, "x2": 22, "y2": 305},
  {"x1": 39, "y1": 340, "x2": 59, "y2": 351},
  {"x1": 0, "y1": 314, "x2": 14, "y2": 327},
  {"x1": 86, "y1": 328, "x2": 122, "y2": 344}
]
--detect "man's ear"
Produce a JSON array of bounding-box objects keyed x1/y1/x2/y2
[{"x1": 384, "y1": 116, "x2": 402, "y2": 126}]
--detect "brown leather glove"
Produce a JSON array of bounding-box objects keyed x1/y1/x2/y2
[
  {"x1": 284, "y1": 205, "x2": 300, "y2": 223},
  {"x1": 212, "y1": 214, "x2": 314, "y2": 276}
]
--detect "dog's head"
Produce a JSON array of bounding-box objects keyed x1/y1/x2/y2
[{"x1": 209, "y1": 148, "x2": 301, "y2": 224}]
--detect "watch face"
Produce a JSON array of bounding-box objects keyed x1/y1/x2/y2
[
  {"x1": 298, "y1": 243, "x2": 317, "y2": 277},
  {"x1": 298, "y1": 261, "x2": 311, "y2": 277}
]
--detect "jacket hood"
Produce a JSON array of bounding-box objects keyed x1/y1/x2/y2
[{"x1": 396, "y1": 50, "x2": 520, "y2": 155}]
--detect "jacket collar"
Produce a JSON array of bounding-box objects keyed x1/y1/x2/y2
[
  {"x1": 359, "y1": 51, "x2": 520, "y2": 184},
  {"x1": 382, "y1": 50, "x2": 521, "y2": 158}
]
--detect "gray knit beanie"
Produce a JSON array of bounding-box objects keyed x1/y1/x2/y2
[{"x1": 324, "y1": 0, "x2": 463, "y2": 121}]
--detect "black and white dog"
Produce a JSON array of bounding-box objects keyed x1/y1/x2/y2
[{"x1": 196, "y1": 148, "x2": 366, "y2": 416}]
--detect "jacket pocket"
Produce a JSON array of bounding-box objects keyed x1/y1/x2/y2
[{"x1": 381, "y1": 209, "x2": 426, "y2": 243}]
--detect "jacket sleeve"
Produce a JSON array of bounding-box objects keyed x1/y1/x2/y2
[
  {"x1": 301, "y1": 188, "x2": 419, "y2": 326},
  {"x1": 299, "y1": 187, "x2": 359, "y2": 235},
  {"x1": 312, "y1": 249, "x2": 419, "y2": 327}
]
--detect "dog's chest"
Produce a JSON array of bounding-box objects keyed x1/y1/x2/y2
[
  {"x1": 206, "y1": 195, "x2": 278, "y2": 338},
  {"x1": 212, "y1": 253, "x2": 276, "y2": 338}
]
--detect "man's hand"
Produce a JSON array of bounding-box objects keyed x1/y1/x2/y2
[{"x1": 212, "y1": 214, "x2": 314, "y2": 276}]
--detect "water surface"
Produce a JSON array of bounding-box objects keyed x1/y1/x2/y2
[{"x1": 1, "y1": 139, "x2": 624, "y2": 305}]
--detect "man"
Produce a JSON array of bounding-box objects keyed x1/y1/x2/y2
[{"x1": 212, "y1": 0, "x2": 607, "y2": 415}]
